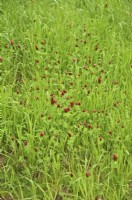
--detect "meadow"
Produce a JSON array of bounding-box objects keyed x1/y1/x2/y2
[{"x1": 0, "y1": 0, "x2": 132, "y2": 199}]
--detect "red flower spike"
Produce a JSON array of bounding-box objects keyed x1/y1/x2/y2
[
  {"x1": 51, "y1": 97, "x2": 57, "y2": 105},
  {"x1": 10, "y1": 40, "x2": 14, "y2": 46},
  {"x1": 67, "y1": 107, "x2": 70, "y2": 112},
  {"x1": 70, "y1": 102, "x2": 74, "y2": 107},
  {"x1": 61, "y1": 91, "x2": 65, "y2": 96},
  {"x1": 93, "y1": 110, "x2": 97, "y2": 113},
  {"x1": 113, "y1": 154, "x2": 118, "y2": 161},
  {"x1": 88, "y1": 124, "x2": 92, "y2": 129},
  {"x1": 109, "y1": 131, "x2": 112, "y2": 135},
  {"x1": 57, "y1": 104, "x2": 61, "y2": 108},
  {"x1": 68, "y1": 132, "x2": 71, "y2": 137},
  {"x1": 64, "y1": 107, "x2": 70, "y2": 113},
  {"x1": 98, "y1": 77, "x2": 102, "y2": 84},
  {"x1": 75, "y1": 101, "x2": 81, "y2": 106},
  {"x1": 23, "y1": 141, "x2": 28, "y2": 146},
  {"x1": 40, "y1": 132, "x2": 44, "y2": 137},
  {"x1": 86, "y1": 172, "x2": 91, "y2": 177}
]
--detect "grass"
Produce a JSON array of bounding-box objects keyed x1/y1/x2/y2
[{"x1": 0, "y1": 0, "x2": 132, "y2": 199}]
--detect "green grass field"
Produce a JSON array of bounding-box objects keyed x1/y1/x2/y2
[{"x1": 0, "y1": 0, "x2": 132, "y2": 199}]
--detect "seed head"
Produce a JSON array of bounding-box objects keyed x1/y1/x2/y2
[
  {"x1": 86, "y1": 172, "x2": 91, "y2": 177},
  {"x1": 113, "y1": 154, "x2": 118, "y2": 161}
]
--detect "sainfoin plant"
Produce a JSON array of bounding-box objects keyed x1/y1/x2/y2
[{"x1": 0, "y1": 0, "x2": 132, "y2": 199}]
